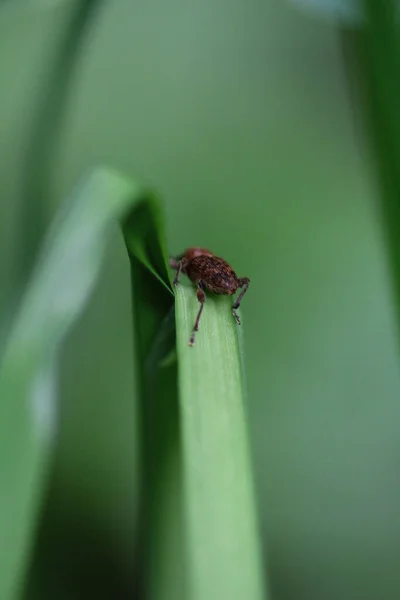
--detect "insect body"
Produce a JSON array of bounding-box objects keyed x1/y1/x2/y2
[{"x1": 170, "y1": 247, "x2": 250, "y2": 346}]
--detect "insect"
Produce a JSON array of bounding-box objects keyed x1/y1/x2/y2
[{"x1": 170, "y1": 247, "x2": 250, "y2": 346}]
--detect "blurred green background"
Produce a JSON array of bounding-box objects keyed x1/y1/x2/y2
[{"x1": 1, "y1": 1, "x2": 400, "y2": 599}]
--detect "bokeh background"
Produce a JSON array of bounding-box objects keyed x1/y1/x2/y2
[{"x1": 1, "y1": 1, "x2": 400, "y2": 599}]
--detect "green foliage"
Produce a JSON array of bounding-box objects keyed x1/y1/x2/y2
[
  {"x1": 17, "y1": 0, "x2": 105, "y2": 292},
  {"x1": 176, "y1": 287, "x2": 266, "y2": 600},
  {"x1": 0, "y1": 166, "x2": 264, "y2": 600},
  {"x1": 0, "y1": 168, "x2": 149, "y2": 598},
  {"x1": 361, "y1": 0, "x2": 400, "y2": 317},
  {"x1": 2, "y1": 1, "x2": 400, "y2": 599}
]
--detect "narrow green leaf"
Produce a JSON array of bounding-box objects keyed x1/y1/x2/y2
[
  {"x1": 17, "y1": 0, "x2": 105, "y2": 295},
  {"x1": 0, "y1": 167, "x2": 170, "y2": 600},
  {"x1": 361, "y1": 0, "x2": 400, "y2": 328},
  {"x1": 175, "y1": 284, "x2": 267, "y2": 600},
  {"x1": 122, "y1": 195, "x2": 180, "y2": 599}
]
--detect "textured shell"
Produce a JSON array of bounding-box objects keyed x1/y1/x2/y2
[
  {"x1": 184, "y1": 247, "x2": 213, "y2": 261},
  {"x1": 186, "y1": 255, "x2": 239, "y2": 295}
]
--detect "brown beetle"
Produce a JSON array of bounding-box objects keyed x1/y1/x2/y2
[{"x1": 170, "y1": 247, "x2": 250, "y2": 346}]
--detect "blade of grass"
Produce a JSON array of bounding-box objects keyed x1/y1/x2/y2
[
  {"x1": 0, "y1": 167, "x2": 173, "y2": 600},
  {"x1": 123, "y1": 198, "x2": 183, "y2": 599},
  {"x1": 360, "y1": 0, "x2": 400, "y2": 329},
  {"x1": 17, "y1": 0, "x2": 105, "y2": 296},
  {"x1": 174, "y1": 284, "x2": 267, "y2": 600}
]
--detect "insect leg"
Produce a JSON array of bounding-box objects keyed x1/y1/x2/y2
[
  {"x1": 189, "y1": 282, "x2": 205, "y2": 346},
  {"x1": 170, "y1": 257, "x2": 186, "y2": 286},
  {"x1": 232, "y1": 277, "x2": 250, "y2": 325}
]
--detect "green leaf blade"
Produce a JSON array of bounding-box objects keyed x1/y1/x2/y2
[
  {"x1": 175, "y1": 285, "x2": 267, "y2": 600},
  {"x1": 0, "y1": 167, "x2": 158, "y2": 600}
]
